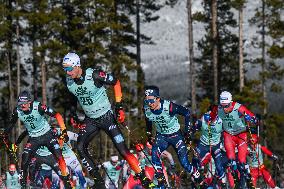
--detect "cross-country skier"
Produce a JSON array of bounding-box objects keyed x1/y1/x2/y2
[
  {"x1": 5, "y1": 164, "x2": 21, "y2": 189},
  {"x1": 3, "y1": 91, "x2": 71, "y2": 189},
  {"x1": 217, "y1": 91, "x2": 258, "y2": 186},
  {"x1": 143, "y1": 85, "x2": 200, "y2": 187},
  {"x1": 101, "y1": 154, "x2": 125, "y2": 189},
  {"x1": 192, "y1": 105, "x2": 226, "y2": 188},
  {"x1": 61, "y1": 52, "x2": 154, "y2": 188},
  {"x1": 16, "y1": 127, "x2": 87, "y2": 188},
  {"x1": 248, "y1": 132, "x2": 278, "y2": 188}
]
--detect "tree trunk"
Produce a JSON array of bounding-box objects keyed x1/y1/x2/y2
[
  {"x1": 136, "y1": 0, "x2": 145, "y2": 118},
  {"x1": 261, "y1": 0, "x2": 267, "y2": 148},
  {"x1": 187, "y1": 0, "x2": 196, "y2": 112},
  {"x1": 239, "y1": 5, "x2": 244, "y2": 92},
  {"x1": 41, "y1": 58, "x2": 47, "y2": 105},
  {"x1": 16, "y1": 21, "x2": 23, "y2": 164},
  {"x1": 33, "y1": 40, "x2": 38, "y2": 100},
  {"x1": 7, "y1": 52, "x2": 15, "y2": 113},
  {"x1": 212, "y1": 0, "x2": 218, "y2": 103}
]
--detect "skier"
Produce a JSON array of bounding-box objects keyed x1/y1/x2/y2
[
  {"x1": 217, "y1": 91, "x2": 258, "y2": 186},
  {"x1": 5, "y1": 164, "x2": 21, "y2": 189},
  {"x1": 192, "y1": 105, "x2": 226, "y2": 188},
  {"x1": 247, "y1": 132, "x2": 278, "y2": 188},
  {"x1": 101, "y1": 155, "x2": 125, "y2": 189},
  {"x1": 3, "y1": 91, "x2": 71, "y2": 188},
  {"x1": 16, "y1": 127, "x2": 87, "y2": 188},
  {"x1": 61, "y1": 52, "x2": 154, "y2": 188},
  {"x1": 143, "y1": 85, "x2": 200, "y2": 187}
]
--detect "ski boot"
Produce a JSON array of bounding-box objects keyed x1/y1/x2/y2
[{"x1": 136, "y1": 170, "x2": 155, "y2": 188}]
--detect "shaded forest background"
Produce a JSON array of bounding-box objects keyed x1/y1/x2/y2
[{"x1": 0, "y1": 0, "x2": 283, "y2": 185}]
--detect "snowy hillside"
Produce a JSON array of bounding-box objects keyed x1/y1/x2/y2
[{"x1": 141, "y1": 0, "x2": 284, "y2": 112}]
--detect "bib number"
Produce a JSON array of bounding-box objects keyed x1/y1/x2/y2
[
  {"x1": 30, "y1": 123, "x2": 36, "y2": 129},
  {"x1": 80, "y1": 97, "x2": 93, "y2": 105},
  {"x1": 228, "y1": 122, "x2": 232, "y2": 128}
]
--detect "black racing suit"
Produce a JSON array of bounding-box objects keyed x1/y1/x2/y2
[
  {"x1": 69, "y1": 69, "x2": 143, "y2": 189},
  {"x1": 5, "y1": 102, "x2": 70, "y2": 188}
]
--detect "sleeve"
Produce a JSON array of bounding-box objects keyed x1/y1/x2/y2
[
  {"x1": 161, "y1": 150, "x2": 175, "y2": 166},
  {"x1": 67, "y1": 131, "x2": 78, "y2": 142},
  {"x1": 169, "y1": 102, "x2": 191, "y2": 132},
  {"x1": 16, "y1": 130, "x2": 28, "y2": 145},
  {"x1": 145, "y1": 117, "x2": 153, "y2": 134},
  {"x1": 261, "y1": 146, "x2": 273, "y2": 157},
  {"x1": 238, "y1": 104, "x2": 259, "y2": 125},
  {"x1": 238, "y1": 104, "x2": 255, "y2": 117},
  {"x1": 4, "y1": 108, "x2": 19, "y2": 134},
  {"x1": 92, "y1": 69, "x2": 122, "y2": 103},
  {"x1": 92, "y1": 69, "x2": 118, "y2": 86},
  {"x1": 38, "y1": 103, "x2": 67, "y2": 132}
]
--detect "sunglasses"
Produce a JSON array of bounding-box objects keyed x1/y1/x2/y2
[
  {"x1": 144, "y1": 98, "x2": 156, "y2": 105},
  {"x1": 63, "y1": 66, "x2": 74, "y2": 72},
  {"x1": 221, "y1": 103, "x2": 231, "y2": 108}
]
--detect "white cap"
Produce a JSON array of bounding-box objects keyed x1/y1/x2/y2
[
  {"x1": 220, "y1": 91, "x2": 232, "y2": 104},
  {"x1": 62, "y1": 52, "x2": 80, "y2": 67},
  {"x1": 110, "y1": 155, "x2": 119, "y2": 162}
]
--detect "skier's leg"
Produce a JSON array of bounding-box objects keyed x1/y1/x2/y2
[
  {"x1": 76, "y1": 117, "x2": 105, "y2": 188},
  {"x1": 250, "y1": 167, "x2": 258, "y2": 187},
  {"x1": 212, "y1": 144, "x2": 226, "y2": 185},
  {"x1": 262, "y1": 166, "x2": 276, "y2": 188},
  {"x1": 20, "y1": 139, "x2": 40, "y2": 188},
  {"x1": 170, "y1": 132, "x2": 193, "y2": 173},
  {"x1": 152, "y1": 133, "x2": 169, "y2": 186},
  {"x1": 65, "y1": 154, "x2": 87, "y2": 188},
  {"x1": 195, "y1": 142, "x2": 210, "y2": 167},
  {"x1": 106, "y1": 124, "x2": 141, "y2": 173},
  {"x1": 236, "y1": 132, "x2": 248, "y2": 164}
]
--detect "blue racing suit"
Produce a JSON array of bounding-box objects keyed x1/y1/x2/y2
[{"x1": 144, "y1": 100, "x2": 193, "y2": 180}]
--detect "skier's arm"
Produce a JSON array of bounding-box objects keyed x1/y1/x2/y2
[
  {"x1": 261, "y1": 146, "x2": 273, "y2": 156},
  {"x1": 15, "y1": 130, "x2": 28, "y2": 145},
  {"x1": 238, "y1": 104, "x2": 259, "y2": 125},
  {"x1": 161, "y1": 150, "x2": 175, "y2": 166},
  {"x1": 4, "y1": 108, "x2": 18, "y2": 135},
  {"x1": 169, "y1": 102, "x2": 191, "y2": 132},
  {"x1": 38, "y1": 103, "x2": 67, "y2": 132},
  {"x1": 145, "y1": 117, "x2": 153, "y2": 134}
]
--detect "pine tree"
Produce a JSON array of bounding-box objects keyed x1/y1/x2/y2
[
  {"x1": 249, "y1": 0, "x2": 284, "y2": 159},
  {"x1": 193, "y1": 0, "x2": 239, "y2": 101}
]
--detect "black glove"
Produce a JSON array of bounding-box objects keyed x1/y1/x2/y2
[
  {"x1": 59, "y1": 129, "x2": 69, "y2": 143},
  {"x1": 184, "y1": 131, "x2": 193, "y2": 144},
  {"x1": 272, "y1": 154, "x2": 278, "y2": 161}
]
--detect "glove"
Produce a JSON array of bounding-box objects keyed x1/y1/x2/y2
[
  {"x1": 272, "y1": 154, "x2": 278, "y2": 161},
  {"x1": 191, "y1": 167, "x2": 201, "y2": 184},
  {"x1": 115, "y1": 103, "x2": 125, "y2": 124},
  {"x1": 10, "y1": 143, "x2": 17, "y2": 153},
  {"x1": 146, "y1": 132, "x2": 154, "y2": 145},
  {"x1": 59, "y1": 129, "x2": 69, "y2": 143},
  {"x1": 184, "y1": 131, "x2": 193, "y2": 144},
  {"x1": 204, "y1": 113, "x2": 211, "y2": 122},
  {"x1": 244, "y1": 114, "x2": 251, "y2": 122}
]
